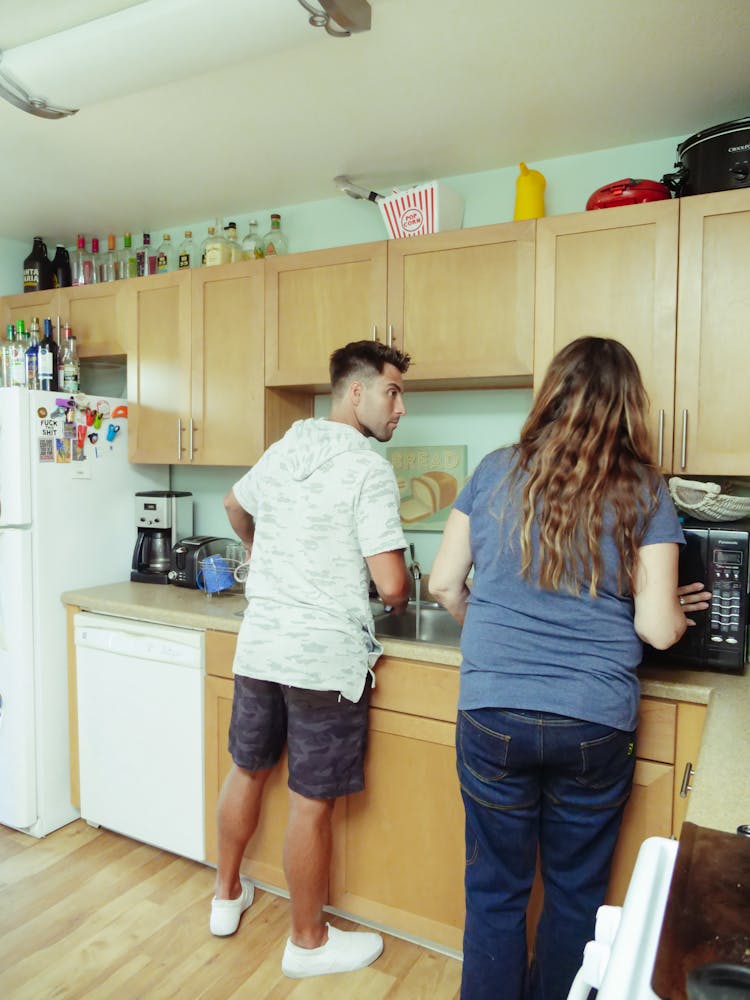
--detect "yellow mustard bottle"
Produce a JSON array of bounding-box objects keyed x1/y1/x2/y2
[{"x1": 513, "y1": 162, "x2": 546, "y2": 220}]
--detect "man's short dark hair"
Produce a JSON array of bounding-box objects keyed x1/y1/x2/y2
[{"x1": 329, "y1": 340, "x2": 411, "y2": 392}]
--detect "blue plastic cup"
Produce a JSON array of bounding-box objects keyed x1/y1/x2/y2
[{"x1": 197, "y1": 555, "x2": 235, "y2": 594}]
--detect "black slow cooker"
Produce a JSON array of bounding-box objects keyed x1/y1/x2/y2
[{"x1": 662, "y1": 116, "x2": 750, "y2": 196}]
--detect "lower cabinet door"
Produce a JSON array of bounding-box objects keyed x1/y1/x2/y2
[
  {"x1": 204, "y1": 674, "x2": 290, "y2": 887},
  {"x1": 330, "y1": 707, "x2": 465, "y2": 951}
]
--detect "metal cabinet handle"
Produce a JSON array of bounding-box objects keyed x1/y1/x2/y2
[
  {"x1": 177, "y1": 419, "x2": 182, "y2": 462},
  {"x1": 371, "y1": 324, "x2": 377, "y2": 342},
  {"x1": 679, "y1": 761, "x2": 695, "y2": 798},
  {"x1": 189, "y1": 419, "x2": 194, "y2": 462},
  {"x1": 680, "y1": 409, "x2": 688, "y2": 469},
  {"x1": 387, "y1": 324, "x2": 393, "y2": 347},
  {"x1": 657, "y1": 409, "x2": 665, "y2": 468}
]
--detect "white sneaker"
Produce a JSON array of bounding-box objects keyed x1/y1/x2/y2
[
  {"x1": 281, "y1": 923, "x2": 384, "y2": 978},
  {"x1": 209, "y1": 876, "x2": 254, "y2": 936}
]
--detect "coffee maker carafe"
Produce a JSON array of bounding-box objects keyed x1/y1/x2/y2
[{"x1": 131, "y1": 491, "x2": 193, "y2": 584}]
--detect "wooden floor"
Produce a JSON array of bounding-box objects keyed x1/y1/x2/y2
[{"x1": 0, "y1": 820, "x2": 461, "y2": 999}]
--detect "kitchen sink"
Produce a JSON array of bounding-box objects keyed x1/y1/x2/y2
[{"x1": 372, "y1": 602, "x2": 462, "y2": 647}]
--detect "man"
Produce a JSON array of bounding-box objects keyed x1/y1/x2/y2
[{"x1": 210, "y1": 339, "x2": 412, "y2": 979}]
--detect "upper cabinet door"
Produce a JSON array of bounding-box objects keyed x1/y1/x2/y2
[
  {"x1": 387, "y1": 222, "x2": 535, "y2": 386},
  {"x1": 674, "y1": 190, "x2": 750, "y2": 474},
  {"x1": 190, "y1": 260, "x2": 265, "y2": 467},
  {"x1": 265, "y1": 242, "x2": 387, "y2": 390},
  {"x1": 0, "y1": 289, "x2": 62, "y2": 333},
  {"x1": 535, "y1": 201, "x2": 679, "y2": 472},
  {"x1": 125, "y1": 271, "x2": 192, "y2": 464},
  {"x1": 62, "y1": 283, "x2": 127, "y2": 357}
]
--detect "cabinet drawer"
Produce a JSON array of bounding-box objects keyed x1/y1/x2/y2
[
  {"x1": 638, "y1": 697, "x2": 677, "y2": 764},
  {"x1": 371, "y1": 656, "x2": 459, "y2": 722},
  {"x1": 205, "y1": 630, "x2": 237, "y2": 679}
]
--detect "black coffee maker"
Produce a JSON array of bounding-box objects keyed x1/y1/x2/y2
[{"x1": 131, "y1": 490, "x2": 193, "y2": 584}]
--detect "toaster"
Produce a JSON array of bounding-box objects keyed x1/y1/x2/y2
[{"x1": 168, "y1": 535, "x2": 238, "y2": 588}]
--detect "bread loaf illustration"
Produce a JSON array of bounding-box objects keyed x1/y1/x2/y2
[{"x1": 400, "y1": 471, "x2": 458, "y2": 523}]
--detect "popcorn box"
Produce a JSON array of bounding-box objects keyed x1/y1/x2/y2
[{"x1": 379, "y1": 181, "x2": 464, "y2": 239}]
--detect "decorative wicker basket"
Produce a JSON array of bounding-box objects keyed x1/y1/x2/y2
[{"x1": 668, "y1": 477, "x2": 750, "y2": 523}]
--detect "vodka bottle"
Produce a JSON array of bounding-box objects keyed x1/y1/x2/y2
[
  {"x1": 6, "y1": 325, "x2": 26, "y2": 387},
  {"x1": 101, "y1": 234, "x2": 118, "y2": 282},
  {"x1": 90, "y1": 238, "x2": 101, "y2": 285},
  {"x1": 156, "y1": 234, "x2": 175, "y2": 273},
  {"x1": 25, "y1": 317, "x2": 41, "y2": 389},
  {"x1": 38, "y1": 316, "x2": 59, "y2": 391},
  {"x1": 23, "y1": 236, "x2": 53, "y2": 292},
  {"x1": 137, "y1": 233, "x2": 156, "y2": 276},
  {"x1": 224, "y1": 222, "x2": 242, "y2": 263},
  {"x1": 178, "y1": 230, "x2": 198, "y2": 269},
  {"x1": 0, "y1": 324, "x2": 13, "y2": 387},
  {"x1": 51, "y1": 244, "x2": 72, "y2": 288},
  {"x1": 60, "y1": 331, "x2": 80, "y2": 392},
  {"x1": 71, "y1": 235, "x2": 97, "y2": 285},
  {"x1": 262, "y1": 214, "x2": 288, "y2": 256},
  {"x1": 202, "y1": 226, "x2": 229, "y2": 267},
  {"x1": 118, "y1": 232, "x2": 138, "y2": 279},
  {"x1": 241, "y1": 220, "x2": 263, "y2": 259}
]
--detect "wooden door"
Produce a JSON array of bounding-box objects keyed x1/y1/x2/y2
[
  {"x1": 265, "y1": 242, "x2": 387, "y2": 389},
  {"x1": 387, "y1": 222, "x2": 535, "y2": 387},
  {"x1": 191, "y1": 261, "x2": 265, "y2": 466},
  {"x1": 330, "y1": 707, "x2": 465, "y2": 950},
  {"x1": 535, "y1": 200, "x2": 679, "y2": 472},
  {"x1": 124, "y1": 271, "x2": 191, "y2": 463},
  {"x1": 674, "y1": 188, "x2": 750, "y2": 473},
  {"x1": 62, "y1": 283, "x2": 127, "y2": 357},
  {"x1": 1, "y1": 289, "x2": 62, "y2": 335}
]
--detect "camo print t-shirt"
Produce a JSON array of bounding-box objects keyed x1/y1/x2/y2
[{"x1": 232, "y1": 418, "x2": 406, "y2": 703}]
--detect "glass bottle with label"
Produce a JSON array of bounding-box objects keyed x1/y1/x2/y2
[
  {"x1": 202, "y1": 226, "x2": 229, "y2": 267},
  {"x1": 178, "y1": 230, "x2": 198, "y2": 269},
  {"x1": 6, "y1": 325, "x2": 26, "y2": 387},
  {"x1": 38, "y1": 317, "x2": 59, "y2": 391},
  {"x1": 90, "y1": 238, "x2": 102, "y2": 285},
  {"x1": 25, "y1": 317, "x2": 41, "y2": 389},
  {"x1": 137, "y1": 233, "x2": 156, "y2": 276},
  {"x1": 51, "y1": 244, "x2": 72, "y2": 288},
  {"x1": 118, "y1": 232, "x2": 138, "y2": 279},
  {"x1": 224, "y1": 222, "x2": 242, "y2": 263},
  {"x1": 0, "y1": 324, "x2": 13, "y2": 387},
  {"x1": 241, "y1": 220, "x2": 263, "y2": 259},
  {"x1": 23, "y1": 236, "x2": 53, "y2": 293},
  {"x1": 71, "y1": 235, "x2": 96, "y2": 285},
  {"x1": 101, "y1": 234, "x2": 117, "y2": 282},
  {"x1": 60, "y1": 329, "x2": 80, "y2": 392},
  {"x1": 156, "y1": 234, "x2": 175, "y2": 273},
  {"x1": 262, "y1": 214, "x2": 288, "y2": 256}
]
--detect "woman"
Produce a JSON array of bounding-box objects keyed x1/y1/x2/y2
[{"x1": 429, "y1": 337, "x2": 710, "y2": 1000}]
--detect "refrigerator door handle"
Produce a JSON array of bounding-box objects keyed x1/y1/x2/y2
[{"x1": 176, "y1": 419, "x2": 182, "y2": 462}]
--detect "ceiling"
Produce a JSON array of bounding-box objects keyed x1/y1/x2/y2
[{"x1": 0, "y1": 0, "x2": 748, "y2": 245}]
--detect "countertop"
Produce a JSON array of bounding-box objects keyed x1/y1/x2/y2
[{"x1": 62, "y1": 581, "x2": 750, "y2": 835}]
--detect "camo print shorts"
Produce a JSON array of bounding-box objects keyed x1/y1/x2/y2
[{"x1": 228, "y1": 675, "x2": 372, "y2": 799}]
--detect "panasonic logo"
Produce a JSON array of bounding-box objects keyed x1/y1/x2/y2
[{"x1": 729, "y1": 143, "x2": 750, "y2": 153}]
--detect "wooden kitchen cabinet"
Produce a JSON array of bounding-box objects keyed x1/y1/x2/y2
[
  {"x1": 387, "y1": 220, "x2": 535, "y2": 387},
  {"x1": 0, "y1": 282, "x2": 126, "y2": 358},
  {"x1": 534, "y1": 199, "x2": 679, "y2": 472},
  {"x1": 265, "y1": 242, "x2": 387, "y2": 390},
  {"x1": 126, "y1": 261, "x2": 311, "y2": 464}
]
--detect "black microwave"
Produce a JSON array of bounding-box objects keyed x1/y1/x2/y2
[{"x1": 646, "y1": 519, "x2": 750, "y2": 673}]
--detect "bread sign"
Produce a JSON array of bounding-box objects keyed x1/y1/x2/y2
[{"x1": 387, "y1": 445, "x2": 468, "y2": 531}]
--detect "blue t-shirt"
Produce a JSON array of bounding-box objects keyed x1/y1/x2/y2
[{"x1": 454, "y1": 447, "x2": 684, "y2": 731}]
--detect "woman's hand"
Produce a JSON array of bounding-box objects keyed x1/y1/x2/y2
[{"x1": 678, "y1": 581, "x2": 712, "y2": 625}]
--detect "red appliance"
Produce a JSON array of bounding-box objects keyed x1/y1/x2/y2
[{"x1": 586, "y1": 178, "x2": 671, "y2": 211}]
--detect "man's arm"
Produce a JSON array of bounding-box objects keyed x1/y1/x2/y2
[
  {"x1": 224, "y1": 487, "x2": 255, "y2": 552},
  {"x1": 366, "y1": 550, "x2": 411, "y2": 613}
]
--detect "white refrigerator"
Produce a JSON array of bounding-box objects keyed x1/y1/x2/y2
[{"x1": 0, "y1": 388, "x2": 169, "y2": 837}]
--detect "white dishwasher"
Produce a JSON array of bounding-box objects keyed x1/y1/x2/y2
[{"x1": 74, "y1": 612, "x2": 206, "y2": 862}]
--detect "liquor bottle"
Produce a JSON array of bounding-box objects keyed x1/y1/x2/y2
[
  {"x1": 51, "y1": 245, "x2": 72, "y2": 288},
  {"x1": 202, "y1": 226, "x2": 229, "y2": 267},
  {"x1": 241, "y1": 220, "x2": 263, "y2": 259},
  {"x1": 7, "y1": 325, "x2": 26, "y2": 387},
  {"x1": 178, "y1": 230, "x2": 198, "y2": 269},
  {"x1": 156, "y1": 234, "x2": 175, "y2": 273},
  {"x1": 25, "y1": 316, "x2": 41, "y2": 389},
  {"x1": 90, "y1": 238, "x2": 102, "y2": 285},
  {"x1": 224, "y1": 222, "x2": 242, "y2": 263},
  {"x1": 60, "y1": 329, "x2": 80, "y2": 392},
  {"x1": 136, "y1": 233, "x2": 156, "y2": 276},
  {"x1": 101, "y1": 234, "x2": 118, "y2": 282},
  {"x1": 262, "y1": 214, "x2": 288, "y2": 256},
  {"x1": 38, "y1": 317, "x2": 59, "y2": 391},
  {"x1": 118, "y1": 232, "x2": 138, "y2": 279},
  {"x1": 71, "y1": 235, "x2": 97, "y2": 285},
  {"x1": 23, "y1": 236, "x2": 53, "y2": 292},
  {"x1": 0, "y1": 324, "x2": 13, "y2": 387}
]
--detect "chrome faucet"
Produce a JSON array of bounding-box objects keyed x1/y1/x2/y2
[{"x1": 408, "y1": 543, "x2": 422, "y2": 597}]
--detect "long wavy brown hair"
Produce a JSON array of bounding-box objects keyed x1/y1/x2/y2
[{"x1": 509, "y1": 337, "x2": 659, "y2": 596}]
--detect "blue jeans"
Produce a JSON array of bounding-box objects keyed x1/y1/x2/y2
[{"x1": 457, "y1": 708, "x2": 636, "y2": 1000}]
